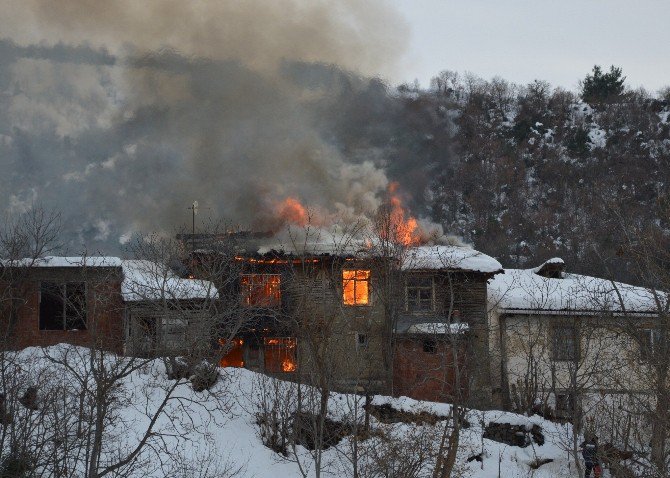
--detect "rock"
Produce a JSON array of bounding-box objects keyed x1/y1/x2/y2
[
  {"x1": 483, "y1": 422, "x2": 544, "y2": 448},
  {"x1": 19, "y1": 387, "x2": 38, "y2": 411},
  {"x1": 190, "y1": 362, "x2": 219, "y2": 392}
]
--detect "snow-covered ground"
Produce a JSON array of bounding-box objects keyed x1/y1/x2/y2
[{"x1": 5, "y1": 345, "x2": 588, "y2": 477}]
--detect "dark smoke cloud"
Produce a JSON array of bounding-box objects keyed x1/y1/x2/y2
[
  {"x1": 0, "y1": 1, "x2": 418, "y2": 253},
  {"x1": 0, "y1": 39, "x2": 116, "y2": 66},
  {"x1": 0, "y1": 0, "x2": 406, "y2": 77}
]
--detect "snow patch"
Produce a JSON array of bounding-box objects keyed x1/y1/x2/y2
[
  {"x1": 121, "y1": 259, "x2": 217, "y2": 301},
  {"x1": 2, "y1": 256, "x2": 122, "y2": 268},
  {"x1": 406, "y1": 322, "x2": 469, "y2": 334},
  {"x1": 403, "y1": 245, "x2": 502, "y2": 273},
  {"x1": 489, "y1": 262, "x2": 661, "y2": 313}
]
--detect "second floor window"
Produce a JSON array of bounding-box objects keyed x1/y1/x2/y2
[
  {"x1": 406, "y1": 276, "x2": 434, "y2": 312},
  {"x1": 39, "y1": 281, "x2": 87, "y2": 331},
  {"x1": 553, "y1": 325, "x2": 579, "y2": 361},
  {"x1": 640, "y1": 328, "x2": 662, "y2": 361},
  {"x1": 342, "y1": 270, "x2": 370, "y2": 306},
  {"x1": 240, "y1": 274, "x2": 281, "y2": 307}
]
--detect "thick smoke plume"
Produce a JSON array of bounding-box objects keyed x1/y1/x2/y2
[{"x1": 0, "y1": 1, "x2": 450, "y2": 252}]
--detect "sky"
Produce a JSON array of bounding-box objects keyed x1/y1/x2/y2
[{"x1": 389, "y1": 0, "x2": 670, "y2": 92}]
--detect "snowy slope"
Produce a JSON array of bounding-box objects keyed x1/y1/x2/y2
[{"x1": 7, "y1": 345, "x2": 585, "y2": 478}]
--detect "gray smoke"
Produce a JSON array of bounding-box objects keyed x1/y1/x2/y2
[{"x1": 0, "y1": 1, "x2": 427, "y2": 253}]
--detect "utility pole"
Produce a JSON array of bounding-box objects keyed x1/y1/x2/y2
[
  {"x1": 187, "y1": 200, "x2": 198, "y2": 254},
  {"x1": 186, "y1": 201, "x2": 211, "y2": 254}
]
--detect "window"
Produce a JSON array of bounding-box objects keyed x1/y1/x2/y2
[
  {"x1": 640, "y1": 328, "x2": 662, "y2": 361},
  {"x1": 555, "y1": 392, "x2": 578, "y2": 418},
  {"x1": 264, "y1": 337, "x2": 297, "y2": 373},
  {"x1": 406, "y1": 276, "x2": 434, "y2": 312},
  {"x1": 219, "y1": 338, "x2": 244, "y2": 368},
  {"x1": 552, "y1": 325, "x2": 579, "y2": 361},
  {"x1": 423, "y1": 339, "x2": 437, "y2": 354},
  {"x1": 342, "y1": 270, "x2": 370, "y2": 306},
  {"x1": 240, "y1": 274, "x2": 281, "y2": 307},
  {"x1": 39, "y1": 282, "x2": 87, "y2": 331},
  {"x1": 356, "y1": 333, "x2": 369, "y2": 350},
  {"x1": 161, "y1": 317, "x2": 188, "y2": 350}
]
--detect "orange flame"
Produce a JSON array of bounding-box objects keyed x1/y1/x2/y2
[
  {"x1": 342, "y1": 269, "x2": 370, "y2": 305},
  {"x1": 277, "y1": 197, "x2": 308, "y2": 226},
  {"x1": 282, "y1": 357, "x2": 297, "y2": 372},
  {"x1": 387, "y1": 182, "x2": 421, "y2": 246}
]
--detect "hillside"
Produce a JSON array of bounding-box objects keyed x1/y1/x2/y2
[
  {"x1": 1, "y1": 345, "x2": 588, "y2": 477},
  {"x1": 382, "y1": 71, "x2": 670, "y2": 284},
  {"x1": 1, "y1": 41, "x2": 668, "y2": 288}
]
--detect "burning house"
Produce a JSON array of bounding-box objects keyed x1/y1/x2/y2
[{"x1": 184, "y1": 229, "x2": 503, "y2": 409}]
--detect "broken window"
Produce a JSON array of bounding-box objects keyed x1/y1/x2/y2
[
  {"x1": 264, "y1": 337, "x2": 297, "y2": 373},
  {"x1": 552, "y1": 325, "x2": 579, "y2": 361},
  {"x1": 342, "y1": 270, "x2": 370, "y2": 306},
  {"x1": 39, "y1": 281, "x2": 87, "y2": 331},
  {"x1": 240, "y1": 274, "x2": 281, "y2": 307},
  {"x1": 406, "y1": 276, "x2": 434, "y2": 312},
  {"x1": 220, "y1": 337, "x2": 245, "y2": 368}
]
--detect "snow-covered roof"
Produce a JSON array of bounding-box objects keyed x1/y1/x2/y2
[
  {"x1": 406, "y1": 322, "x2": 470, "y2": 335},
  {"x1": 402, "y1": 245, "x2": 503, "y2": 273},
  {"x1": 489, "y1": 259, "x2": 662, "y2": 314},
  {"x1": 121, "y1": 260, "x2": 218, "y2": 302},
  {"x1": 2, "y1": 256, "x2": 122, "y2": 267}
]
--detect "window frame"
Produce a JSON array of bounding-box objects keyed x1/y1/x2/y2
[
  {"x1": 405, "y1": 275, "x2": 435, "y2": 312},
  {"x1": 38, "y1": 281, "x2": 88, "y2": 331},
  {"x1": 240, "y1": 273, "x2": 282, "y2": 307},
  {"x1": 639, "y1": 328, "x2": 662, "y2": 361},
  {"x1": 342, "y1": 269, "x2": 371, "y2": 306},
  {"x1": 355, "y1": 332, "x2": 369, "y2": 350},
  {"x1": 263, "y1": 337, "x2": 297, "y2": 373},
  {"x1": 554, "y1": 391, "x2": 579, "y2": 419},
  {"x1": 552, "y1": 324, "x2": 579, "y2": 362}
]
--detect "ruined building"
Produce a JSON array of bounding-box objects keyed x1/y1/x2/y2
[{"x1": 185, "y1": 233, "x2": 503, "y2": 409}]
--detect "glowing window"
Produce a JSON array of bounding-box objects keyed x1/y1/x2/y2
[
  {"x1": 343, "y1": 270, "x2": 370, "y2": 306},
  {"x1": 264, "y1": 337, "x2": 297, "y2": 373},
  {"x1": 219, "y1": 338, "x2": 244, "y2": 368},
  {"x1": 240, "y1": 274, "x2": 281, "y2": 307}
]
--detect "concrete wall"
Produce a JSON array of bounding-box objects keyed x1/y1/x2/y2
[{"x1": 499, "y1": 312, "x2": 655, "y2": 417}]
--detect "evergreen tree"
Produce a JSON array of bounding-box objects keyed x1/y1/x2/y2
[{"x1": 581, "y1": 65, "x2": 626, "y2": 104}]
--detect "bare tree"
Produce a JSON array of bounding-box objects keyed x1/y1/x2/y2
[
  {"x1": 596, "y1": 207, "x2": 670, "y2": 477},
  {"x1": 0, "y1": 213, "x2": 252, "y2": 477}
]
